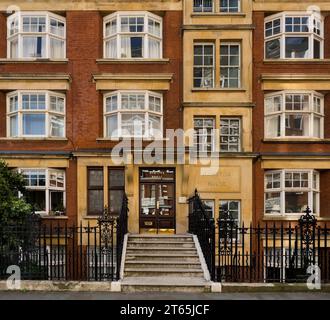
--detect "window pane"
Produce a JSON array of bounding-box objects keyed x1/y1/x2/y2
[
  {"x1": 285, "y1": 114, "x2": 309, "y2": 136},
  {"x1": 265, "y1": 115, "x2": 281, "y2": 138},
  {"x1": 50, "y1": 19, "x2": 65, "y2": 37},
  {"x1": 106, "y1": 95, "x2": 118, "y2": 113},
  {"x1": 10, "y1": 115, "x2": 18, "y2": 137},
  {"x1": 220, "y1": 118, "x2": 241, "y2": 152},
  {"x1": 22, "y1": 36, "x2": 46, "y2": 58},
  {"x1": 50, "y1": 115, "x2": 64, "y2": 137},
  {"x1": 50, "y1": 96, "x2": 65, "y2": 113},
  {"x1": 148, "y1": 38, "x2": 160, "y2": 58},
  {"x1": 121, "y1": 113, "x2": 145, "y2": 136},
  {"x1": 10, "y1": 37, "x2": 18, "y2": 59},
  {"x1": 285, "y1": 191, "x2": 308, "y2": 214},
  {"x1": 121, "y1": 36, "x2": 143, "y2": 58},
  {"x1": 314, "y1": 39, "x2": 320, "y2": 59},
  {"x1": 193, "y1": 0, "x2": 213, "y2": 12},
  {"x1": 26, "y1": 190, "x2": 46, "y2": 212},
  {"x1": 50, "y1": 38, "x2": 65, "y2": 59},
  {"x1": 194, "y1": 117, "x2": 215, "y2": 153},
  {"x1": 105, "y1": 19, "x2": 117, "y2": 37},
  {"x1": 265, "y1": 39, "x2": 280, "y2": 59},
  {"x1": 106, "y1": 37, "x2": 117, "y2": 58},
  {"x1": 88, "y1": 169, "x2": 103, "y2": 187},
  {"x1": 285, "y1": 37, "x2": 309, "y2": 58},
  {"x1": 149, "y1": 114, "x2": 162, "y2": 136},
  {"x1": 265, "y1": 192, "x2": 281, "y2": 214},
  {"x1": 109, "y1": 169, "x2": 125, "y2": 188},
  {"x1": 50, "y1": 191, "x2": 64, "y2": 214},
  {"x1": 313, "y1": 116, "x2": 321, "y2": 138},
  {"x1": 88, "y1": 190, "x2": 104, "y2": 215},
  {"x1": 23, "y1": 114, "x2": 46, "y2": 135},
  {"x1": 106, "y1": 115, "x2": 118, "y2": 137},
  {"x1": 109, "y1": 190, "x2": 124, "y2": 215}
]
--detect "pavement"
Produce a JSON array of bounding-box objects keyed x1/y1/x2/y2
[{"x1": 0, "y1": 291, "x2": 329, "y2": 300}]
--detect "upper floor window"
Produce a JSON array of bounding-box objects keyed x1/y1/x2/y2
[
  {"x1": 193, "y1": 0, "x2": 240, "y2": 13},
  {"x1": 220, "y1": 117, "x2": 241, "y2": 152},
  {"x1": 265, "y1": 91, "x2": 324, "y2": 139},
  {"x1": 194, "y1": 43, "x2": 214, "y2": 88},
  {"x1": 104, "y1": 90, "x2": 163, "y2": 138},
  {"x1": 7, "y1": 12, "x2": 66, "y2": 59},
  {"x1": 193, "y1": 117, "x2": 215, "y2": 154},
  {"x1": 193, "y1": 0, "x2": 213, "y2": 12},
  {"x1": 265, "y1": 170, "x2": 319, "y2": 216},
  {"x1": 265, "y1": 12, "x2": 323, "y2": 59},
  {"x1": 19, "y1": 168, "x2": 65, "y2": 216},
  {"x1": 220, "y1": 0, "x2": 240, "y2": 13},
  {"x1": 104, "y1": 12, "x2": 162, "y2": 59},
  {"x1": 220, "y1": 42, "x2": 241, "y2": 88},
  {"x1": 7, "y1": 90, "x2": 65, "y2": 138}
]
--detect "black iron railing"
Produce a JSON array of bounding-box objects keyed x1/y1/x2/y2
[
  {"x1": 0, "y1": 195, "x2": 129, "y2": 282},
  {"x1": 216, "y1": 208, "x2": 330, "y2": 283},
  {"x1": 188, "y1": 189, "x2": 216, "y2": 280}
]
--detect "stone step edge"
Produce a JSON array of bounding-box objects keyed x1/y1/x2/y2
[
  {"x1": 126, "y1": 247, "x2": 197, "y2": 250},
  {"x1": 125, "y1": 261, "x2": 201, "y2": 265},
  {"x1": 125, "y1": 268, "x2": 203, "y2": 272}
]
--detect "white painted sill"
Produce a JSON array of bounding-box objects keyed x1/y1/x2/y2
[
  {"x1": 0, "y1": 58, "x2": 69, "y2": 64},
  {"x1": 96, "y1": 58, "x2": 170, "y2": 64}
]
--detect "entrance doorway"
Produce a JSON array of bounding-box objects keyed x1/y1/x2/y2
[{"x1": 139, "y1": 168, "x2": 176, "y2": 234}]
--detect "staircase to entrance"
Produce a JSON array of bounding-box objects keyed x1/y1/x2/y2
[{"x1": 121, "y1": 234, "x2": 212, "y2": 292}]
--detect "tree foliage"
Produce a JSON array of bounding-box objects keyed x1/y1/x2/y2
[{"x1": 0, "y1": 160, "x2": 32, "y2": 226}]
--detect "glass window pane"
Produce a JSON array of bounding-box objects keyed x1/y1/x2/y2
[
  {"x1": 50, "y1": 115, "x2": 64, "y2": 137},
  {"x1": 88, "y1": 169, "x2": 103, "y2": 187},
  {"x1": 285, "y1": 114, "x2": 309, "y2": 136},
  {"x1": 50, "y1": 191, "x2": 64, "y2": 214},
  {"x1": 109, "y1": 190, "x2": 124, "y2": 215},
  {"x1": 265, "y1": 192, "x2": 281, "y2": 214},
  {"x1": 109, "y1": 169, "x2": 125, "y2": 188},
  {"x1": 10, "y1": 115, "x2": 18, "y2": 137},
  {"x1": 265, "y1": 115, "x2": 281, "y2": 138},
  {"x1": 285, "y1": 191, "x2": 308, "y2": 214},
  {"x1": 23, "y1": 114, "x2": 46, "y2": 135},
  {"x1": 106, "y1": 114, "x2": 118, "y2": 138},
  {"x1": 88, "y1": 190, "x2": 104, "y2": 215},
  {"x1": 22, "y1": 36, "x2": 46, "y2": 58},
  {"x1": 265, "y1": 39, "x2": 280, "y2": 59},
  {"x1": 50, "y1": 38, "x2": 65, "y2": 59},
  {"x1": 26, "y1": 190, "x2": 46, "y2": 212},
  {"x1": 285, "y1": 37, "x2": 309, "y2": 59}
]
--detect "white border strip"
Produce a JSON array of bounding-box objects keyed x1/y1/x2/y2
[
  {"x1": 120, "y1": 233, "x2": 129, "y2": 280},
  {"x1": 192, "y1": 234, "x2": 211, "y2": 281}
]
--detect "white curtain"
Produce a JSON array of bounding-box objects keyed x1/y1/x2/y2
[
  {"x1": 266, "y1": 115, "x2": 280, "y2": 138},
  {"x1": 148, "y1": 38, "x2": 160, "y2": 58},
  {"x1": 23, "y1": 36, "x2": 45, "y2": 58},
  {"x1": 106, "y1": 38, "x2": 117, "y2": 58},
  {"x1": 313, "y1": 116, "x2": 321, "y2": 138},
  {"x1": 120, "y1": 36, "x2": 131, "y2": 58},
  {"x1": 10, "y1": 37, "x2": 18, "y2": 59},
  {"x1": 50, "y1": 38, "x2": 64, "y2": 59}
]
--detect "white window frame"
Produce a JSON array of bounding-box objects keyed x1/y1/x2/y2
[
  {"x1": 220, "y1": 0, "x2": 241, "y2": 13},
  {"x1": 18, "y1": 168, "x2": 66, "y2": 216},
  {"x1": 264, "y1": 169, "x2": 320, "y2": 216},
  {"x1": 7, "y1": 11, "x2": 66, "y2": 60},
  {"x1": 219, "y1": 200, "x2": 241, "y2": 241},
  {"x1": 103, "y1": 90, "x2": 163, "y2": 139},
  {"x1": 220, "y1": 117, "x2": 241, "y2": 152},
  {"x1": 193, "y1": 42, "x2": 215, "y2": 88},
  {"x1": 264, "y1": 90, "x2": 324, "y2": 139},
  {"x1": 6, "y1": 90, "x2": 66, "y2": 138},
  {"x1": 203, "y1": 199, "x2": 215, "y2": 218},
  {"x1": 220, "y1": 42, "x2": 241, "y2": 88},
  {"x1": 193, "y1": 0, "x2": 214, "y2": 13},
  {"x1": 103, "y1": 11, "x2": 163, "y2": 59},
  {"x1": 264, "y1": 11, "x2": 324, "y2": 60},
  {"x1": 193, "y1": 117, "x2": 216, "y2": 154}
]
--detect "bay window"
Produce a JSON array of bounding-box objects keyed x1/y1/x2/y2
[
  {"x1": 265, "y1": 12, "x2": 323, "y2": 59},
  {"x1": 19, "y1": 168, "x2": 65, "y2": 216},
  {"x1": 104, "y1": 12, "x2": 162, "y2": 59},
  {"x1": 265, "y1": 170, "x2": 319, "y2": 216},
  {"x1": 104, "y1": 91, "x2": 163, "y2": 138},
  {"x1": 7, "y1": 12, "x2": 66, "y2": 59},
  {"x1": 7, "y1": 91, "x2": 65, "y2": 138},
  {"x1": 265, "y1": 91, "x2": 324, "y2": 139}
]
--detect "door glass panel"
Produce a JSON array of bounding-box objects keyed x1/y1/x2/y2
[
  {"x1": 140, "y1": 184, "x2": 156, "y2": 216},
  {"x1": 158, "y1": 184, "x2": 174, "y2": 217}
]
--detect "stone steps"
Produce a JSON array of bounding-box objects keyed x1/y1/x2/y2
[{"x1": 121, "y1": 234, "x2": 212, "y2": 292}]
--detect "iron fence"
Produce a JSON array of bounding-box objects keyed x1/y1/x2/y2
[
  {"x1": 0, "y1": 196, "x2": 129, "y2": 282},
  {"x1": 189, "y1": 190, "x2": 330, "y2": 284}
]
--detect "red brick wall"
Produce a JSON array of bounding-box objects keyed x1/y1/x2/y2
[
  {"x1": 253, "y1": 11, "x2": 330, "y2": 222},
  {"x1": 0, "y1": 10, "x2": 183, "y2": 223}
]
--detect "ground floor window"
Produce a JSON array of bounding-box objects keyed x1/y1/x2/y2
[
  {"x1": 19, "y1": 168, "x2": 65, "y2": 216},
  {"x1": 265, "y1": 169, "x2": 319, "y2": 216}
]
